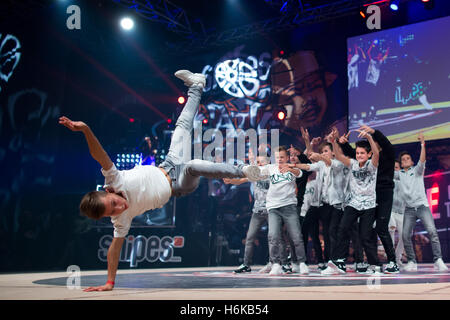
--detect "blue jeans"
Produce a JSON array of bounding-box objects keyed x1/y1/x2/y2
[
  {"x1": 268, "y1": 204, "x2": 306, "y2": 264},
  {"x1": 402, "y1": 205, "x2": 442, "y2": 262},
  {"x1": 159, "y1": 85, "x2": 246, "y2": 197}
]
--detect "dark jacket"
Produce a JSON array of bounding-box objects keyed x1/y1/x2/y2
[{"x1": 296, "y1": 153, "x2": 312, "y2": 208}]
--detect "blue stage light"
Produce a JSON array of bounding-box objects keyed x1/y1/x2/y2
[{"x1": 390, "y1": 0, "x2": 399, "y2": 11}]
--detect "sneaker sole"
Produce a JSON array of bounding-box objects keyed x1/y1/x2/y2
[{"x1": 327, "y1": 261, "x2": 346, "y2": 274}]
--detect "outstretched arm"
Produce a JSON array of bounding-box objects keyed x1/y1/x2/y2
[
  {"x1": 59, "y1": 116, "x2": 113, "y2": 171},
  {"x1": 83, "y1": 237, "x2": 125, "y2": 292},
  {"x1": 418, "y1": 132, "x2": 426, "y2": 163}
]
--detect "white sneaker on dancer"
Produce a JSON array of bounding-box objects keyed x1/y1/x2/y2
[
  {"x1": 299, "y1": 263, "x2": 309, "y2": 275},
  {"x1": 403, "y1": 261, "x2": 418, "y2": 272},
  {"x1": 174, "y1": 70, "x2": 206, "y2": 88},
  {"x1": 291, "y1": 263, "x2": 300, "y2": 273},
  {"x1": 269, "y1": 263, "x2": 283, "y2": 275},
  {"x1": 433, "y1": 258, "x2": 448, "y2": 272},
  {"x1": 321, "y1": 266, "x2": 340, "y2": 275},
  {"x1": 242, "y1": 165, "x2": 262, "y2": 182},
  {"x1": 258, "y1": 262, "x2": 272, "y2": 273}
]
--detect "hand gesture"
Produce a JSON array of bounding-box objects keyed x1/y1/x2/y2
[
  {"x1": 288, "y1": 144, "x2": 300, "y2": 157},
  {"x1": 300, "y1": 127, "x2": 310, "y2": 143},
  {"x1": 357, "y1": 129, "x2": 372, "y2": 140},
  {"x1": 278, "y1": 163, "x2": 292, "y2": 173},
  {"x1": 223, "y1": 178, "x2": 232, "y2": 184},
  {"x1": 418, "y1": 132, "x2": 425, "y2": 143},
  {"x1": 339, "y1": 131, "x2": 350, "y2": 144},
  {"x1": 83, "y1": 282, "x2": 114, "y2": 292},
  {"x1": 308, "y1": 152, "x2": 322, "y2": 162},
  {"x1": 359, "y1": 125, "x2": 375, "y2": 135},
  {"x1": 311, "y1": 137, "x2": 322, "y2": 146},
  {"x1": 59, "y1": 116, "x2": 88, "y2": 132}
]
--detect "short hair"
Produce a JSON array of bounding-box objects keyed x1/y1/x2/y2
[
  {"x1": 275, "y1": 145, "x2": 288, "y2": 155},
  {"x1": 79, "y1": 191, "x2": 107, "y2": 220},
  {"x1": 355, "y1": 140, "x2": 371, "y2": 153},
  {"x1": 398, "y1": 151, "x2": 412, "y2": 162},
  {"x1": 318, "y1": 142, "x2": 333, "y2": 153}
]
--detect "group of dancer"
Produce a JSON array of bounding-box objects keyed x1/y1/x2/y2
[
  {"x1": 231, "y1": 122, "x2": 448, "y2": 275},
  {"x1": 58, "y1": 69, "x2": 447, "y2": 291}
]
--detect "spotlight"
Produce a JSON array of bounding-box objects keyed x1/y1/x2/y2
[
  {"x1": 389, "y1": 0, "x2": 399, "y2": 11},
  {"x1": 129, "y1": 118, "x2": 135, "y2": 123},
  {"x1": 120, "y1": 17, "x2": 134, "y2": 30},
  {"x1": 277, "y1": 110, "x2": 286, "y2": 121},
  {"x1": 177, "y1": 96, "x2": 185, "y2": 104},
  {"x1": 202, "y1": 118, "x2": 209, "y2": 124},
  {"x1": 167, "y1": 118, "x2": 172, "y2": 124}
]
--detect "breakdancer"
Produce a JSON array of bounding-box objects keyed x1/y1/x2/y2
[{"x1": 59, "y1": 70, "x2": 261, "y2": 291}]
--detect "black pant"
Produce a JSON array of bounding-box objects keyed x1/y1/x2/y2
[
  {"x1": 329, "y1": 207, "x2": 364, "y2": 263},
  {"x1": 333, "y1": 206, "x2": 379, "y2": 266},
  {"x1": 315, "y1": 204, "x2": 333, "y2": 262},
  {"x1": 373, "y1": 188, "x2": 396, "y2": 263},
  {"x1": 301, "y1": 206, "x2": 324, "y2": 263}
]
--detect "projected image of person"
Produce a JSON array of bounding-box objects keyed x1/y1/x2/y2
[
  {"x1": 58, "y1": 69, "x2": 263, "y2": 292},
  {"x1": 348, "y1": 44, "x2": 365, "y2": 90},
  {"x1": 365, "y1": 40, "x2": 389, "y2": 87},
  {"x1": 271, "y1": 51, "x2": 337, "y2": 133}
]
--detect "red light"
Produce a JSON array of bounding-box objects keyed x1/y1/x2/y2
[
  {"x1": 167, "y1": 118, "x2": 172, "y2": 124},
  {"x1": 360, "y1": 10, "x2": 366, "y2": 18},
  {"x1": 277, "y1": 111, "x2": 286, "y2": 121},
  {"x1": 202, "y1": 118, "x2": 208, "y2": 124},
  {"x1": 178, "y1": 96, "x2": 185, "y2": 104},
  {"x1": 280, "y1": 50, "x2": 285, "y2": 55},
  {"x1": 422, "y1": 0, "x2": 430, "y2": 2},
  {"x1": 129, "y1": 118, "x2": 135, "y2": 123}
]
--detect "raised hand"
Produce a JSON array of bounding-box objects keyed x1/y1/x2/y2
[
  {"x1": 418, "y1": 132, "x2": 425, "y2": 143},
  {"x1": 339, "y1": 131, "x2": 350, "y2": 144},
  {"x1": 311, "y1": 137, "x2": 322, "y2": 146},
  {"x1": 300, "y1": 127, "x2": 310, "y2": 143},
  {"x1": 359, "y1": 124, "x2": 375, "y2": 135},
  {"x1": 59, "y1": 116, "x2": 88, "y2": 132},
  {"x1": 357, "y1": 129, "x2": 371, "y2": 139}
]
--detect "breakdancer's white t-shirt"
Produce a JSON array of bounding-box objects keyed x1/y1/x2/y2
[
  {"x1": 101, "y1": 164, "x2": 172, "y2": 238},
  {"x1": 260, "y1": 164, "x2": 302, "y2": 211}
]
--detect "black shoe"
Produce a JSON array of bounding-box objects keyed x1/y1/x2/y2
[
  {"x1": 282, "y1": 263, "x2": 293, "y2": 274},
  {"x1": 318, "y1": 263, "x2": 327, "y2": 271},
  {"x1": 330, "y1": 260, "x2": 347, "y2": 274},
  {"x1": 384, "y1": 261, "x2": 400, "y2": 274},
  {"x1": 234, "y1": 264, "x2": 251, "y2": 273}
]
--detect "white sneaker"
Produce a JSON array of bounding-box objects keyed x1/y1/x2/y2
[
  {"x1": 242, "y1": 165, "x2": 262, "y2": 182},
  {"x1": 321, "y1": 265, "x2": 339, "y2": 275},
  {"x1": 258, "y1": 262, "x2": 272, "y2": 273},
  {"x1": 433, "y1": 258, "x2": 448, "y2": 272},
  {"x1": 269, "y1": 263, "x2": 282, "y2": 276},
  {"x1": 403, "y1": 261, "x2": 418, "y2": 272},
  {"x1": 366, "y1": 265, "x2": 383, "y2": 274},
  {"x1": 299, "y1": 262, "x2": 309, "y2": 275},
  {"x1": 291, "y1": 263, "x2": 300, "y2": 273},
  {"x1": 174, "y1": 70, "x2": 206, "y2": 88}
]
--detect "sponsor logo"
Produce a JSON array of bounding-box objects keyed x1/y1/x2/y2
[{"x1": 98, "y1": 234, "x2": 185, "y2": 267}]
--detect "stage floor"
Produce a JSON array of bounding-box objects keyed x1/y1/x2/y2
[{"x1": 1, "y1": 264, "x2": 449, "y2": 300}]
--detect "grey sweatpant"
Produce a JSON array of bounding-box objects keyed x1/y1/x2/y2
[
  {"x1": 159, "y1": 85, "x2": 246, "y2": 197},
  {"x1": 268, "y1": 204, "x2": 306, "y2": 264}
]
